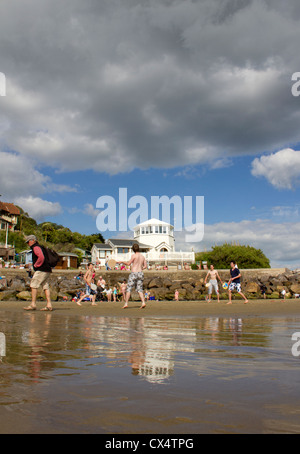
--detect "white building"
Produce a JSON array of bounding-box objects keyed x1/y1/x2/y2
[
  {"x1": 91, "y1": 218, "x2": 195, "y2": 267},
  {"x1": 133, "y1": 218, "x2": 175, "y2": 252}
]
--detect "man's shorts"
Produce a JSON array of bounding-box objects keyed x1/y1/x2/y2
[
  {"x1": 85, "y1": 284, "x2": 96, "y2": 295},
  {"x1": 208, "y1": 279, "x2": 219, "y2": 294},
  {"x1": 229, "y1": 282, "x2": 241, "y2": 292},
  {"x1": 127, "y1": 271, "x2": 144, "y2": 293},
  {"x1": 30, "y1": 271, "x2": 51, "y2": 290}
]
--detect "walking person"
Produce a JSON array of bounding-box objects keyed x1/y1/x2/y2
[
  {"x1": 204, "y1": 264, "x2": 223, "y2": 303},
  {"x1": 75, "y1": 263, "x2": 97, "y2": 306},
  {"x1": 23, "y1": 235, "x2": 53, "y2": 311},
  {"x1": 117, "y1": 243, "x2": 147, "y2": 309},
  {"x1": 227, "y1": 260, "x2": 248, "y2": 305}
]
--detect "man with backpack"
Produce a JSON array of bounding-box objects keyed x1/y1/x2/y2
[{"x1": 23, "y1": 235, "x2": 53, "y2": 311}]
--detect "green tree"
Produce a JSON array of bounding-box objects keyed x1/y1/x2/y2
[
  {"x1": 13, "y1": 205, "x2": 105, "y2": 253},
  {"x1": 196, "y1": 243, "x2": 270, "y2": 269}
]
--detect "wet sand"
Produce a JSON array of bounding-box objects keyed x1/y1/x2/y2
[
  {"x1": 1, "y1": 300, "x2": 300, "y2": 433},
  {"x1": 1, "y1": 298, "x2": 300, "y2": 317}
]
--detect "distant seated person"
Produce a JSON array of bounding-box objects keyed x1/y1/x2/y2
[
  {"x1": 75, "y1": 270, "x2": 84, "y2": 280},
  {"x1": 25, "y1": 264, "x2": 33, "y2": 279},
  {"x1": 97, "y1": 275, "x2": 106, "y2": 290}
]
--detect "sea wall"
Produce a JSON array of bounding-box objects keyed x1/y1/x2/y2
[{"x1": 0, "y1": 267, "x2": 299, "y2": 301}]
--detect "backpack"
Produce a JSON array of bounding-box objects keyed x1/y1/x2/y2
[{"x1": 43, "y1": 247, "x2": 60, "y2": 268}]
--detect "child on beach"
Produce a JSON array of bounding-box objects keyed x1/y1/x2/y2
[
  {"x1": 174, "y1": 289, "x2": 179, "y2": 301},
  {"x1": 113, "y1": 286, "x2": 119, "y2": 302},
  {"x1": 120, "y1": 280, "x2": 127, "y2": 302},
  {"x1": 106, "y1": 288, "x2": 112, "y2": 302}
]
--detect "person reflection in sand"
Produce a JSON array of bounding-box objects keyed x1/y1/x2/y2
[
  {"x1": 128, "y1": 318, "x2": 146, "y2": 375},
  {"x1": 26, "y1": 312, "x2": 52, "y2": 383}
]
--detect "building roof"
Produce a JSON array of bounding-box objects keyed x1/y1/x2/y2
[
  {"x1": 107, "y1": 239, "x2": 151, "y2": 249},
  {"x1": 134, "y1": 218, "x2": 173, "y2": 229},
  {"x1": 93, "y1": 243, "x2": 113, "y2": 250},
  {"x1": 0, "y1": 202, "x2": 20, "y2": 216},
  {"x1": 58, "y1": 252, "x2": 78, "y2": 257}
]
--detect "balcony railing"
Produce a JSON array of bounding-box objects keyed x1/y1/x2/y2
[{"x1": 111, "y1": 251, "x2": 195, "y2": 263}]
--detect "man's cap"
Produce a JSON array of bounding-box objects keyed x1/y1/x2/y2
[{"x1": 25, "y1": 235, "x2": 37, "y2": 243}]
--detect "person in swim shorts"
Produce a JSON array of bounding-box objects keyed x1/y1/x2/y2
[
  {"x1": 227, "y1": 260, "x2": 248, "y2": 305},
  {"x1": 204, "y1": 264, "x2": 223, "y2": 303},
  {"x1": 117, "y1": 243, "x2": 147, "y2": 309},
  {"x1": 75, "y1": 263, "x2": 97, "y2": 306}
]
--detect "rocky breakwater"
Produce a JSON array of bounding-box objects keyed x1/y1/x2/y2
[
  {"x1": 0, "y1": 267, "x2": 299, "y2": 302},
  {"x1": 0, "y1": 270, "x2": 84, "y2": 302},
  {"x1": 136, "y1": 268, "x2": 300, "y2": 300}
]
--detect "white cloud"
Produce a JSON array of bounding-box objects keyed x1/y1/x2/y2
[
  {"x1": 251, "y1": 149, "x2": 300, "y2": 189},
  {"x1": 0, "y1": 151, "x2": 76, "y2": 222},
  {"x1": 14, "y1": 196, "x2": 62, "y2": 222},
  {"x1": 0, "y1": 151, "x2": 76, "y2": 198},
  {"x1": 83, "y1": 203, "x2": 100, "y2": 219},
  {"x1": 0, "y1": 151, "x2": 49, "y2": 198},
  {"x1": 271, "y1": 205, "x2": 300, "y2": 218},
  {"x1": 174, "y1": 219, "x2": 300, "y2": 269}
]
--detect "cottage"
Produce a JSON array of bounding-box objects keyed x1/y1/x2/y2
[
  {"x1": 0, "y1": 202, "x2": 20, "y2": 232},
  {"x1": 55, "y1": 253, "x2": 78, "y2": 269},
  {"x1": 20, "y1": 250, "x2": 78, "y2": 269},
  {"x1": 0, "y1": 202, "x2": 20, "y2": 261}
]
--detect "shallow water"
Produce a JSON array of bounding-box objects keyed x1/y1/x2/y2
[{"x1": 0, "y1": 311, "x2": 300, "y2": 434}]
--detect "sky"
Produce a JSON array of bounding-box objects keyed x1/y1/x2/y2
[{"x1": 1, "y1": 0, "x2": 300, "y2": 268}]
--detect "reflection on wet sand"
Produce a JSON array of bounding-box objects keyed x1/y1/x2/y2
[
  {"x1": 0, "y1": 314, "x2": 273, "y2": 385},
  {"x1": 0, "y1": 311, "x2": 300, "y2": 433}
]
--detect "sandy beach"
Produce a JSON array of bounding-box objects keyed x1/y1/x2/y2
[
  {"x1": 1, "y1": 298, "x2": 300, "y2": 317},
  {"x1": 1, "y1": 298, "x2": 300, "y2": 434}
]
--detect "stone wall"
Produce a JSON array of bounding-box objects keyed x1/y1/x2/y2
[{"x1": 0, "y1": 267, "x2": 299, "y2": 301}]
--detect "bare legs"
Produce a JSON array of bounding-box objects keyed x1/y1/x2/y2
[
  {"x1": 227, "y1": 289, "x2": 248, "y2": 305},
  {"x1": 24, "y1": 287, "x2": 53, "y2": 311},
  {"x1": 123, "y1": 291, "x2": 146, "y2": 309}
]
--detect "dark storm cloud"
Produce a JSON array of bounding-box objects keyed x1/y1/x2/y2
[{"x1": 1, "y1": 0, "x2": 300, "y2": 174}]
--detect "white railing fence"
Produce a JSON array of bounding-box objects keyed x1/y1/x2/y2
[{"x1": 110, "y1": 251, "x2": 195, "y2": 263}]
